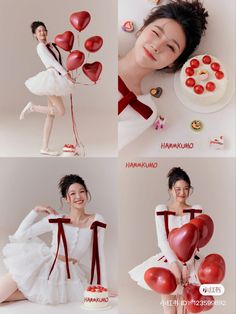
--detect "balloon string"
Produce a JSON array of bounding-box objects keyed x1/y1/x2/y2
[{"x1": 70, "y1": 93, "x2": 85, "y2": 157}]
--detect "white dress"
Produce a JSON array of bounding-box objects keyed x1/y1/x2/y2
[
  {"x1": 2, "y1": 210, "x2": 107, "y2": 304},
  {"x1": 129, "y1": 204, "x2": 203, "y2": 294},
  {"x1": 25, "y1": 43, "x2": 74, "y2": 96},
  {"x1": 118, "y1": 88, "x2": 158, "y2": 150}
]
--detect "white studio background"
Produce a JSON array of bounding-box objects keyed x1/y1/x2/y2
[
  {"x1": 0, "y1": 157, "x2": 118, "y2": 292},
  {"x1": 0, "y1": 0, "x2": 117, "y2": 157},
  {"x1": 119, "y1": 158, "x2": 236, "y2": 314},
  {"x1": 119, "y1": 0, "x2": 236, "y2": 157}
]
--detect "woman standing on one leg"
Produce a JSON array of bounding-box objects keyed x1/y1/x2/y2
[{"x1": 20, "y1": 21, "x2": 75, "y2": 156}]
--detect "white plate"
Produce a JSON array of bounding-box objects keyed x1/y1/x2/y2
[
  {"x1": 174, "y1": 68, "x2": 235, "y2": 113},
  {"x1": 81, "y1": 304, "x2": 112, "y2": 311}
]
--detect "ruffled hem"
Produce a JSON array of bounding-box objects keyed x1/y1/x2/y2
[{"x1": 25, "y1": 68, "x2": 74, "y2": 96}]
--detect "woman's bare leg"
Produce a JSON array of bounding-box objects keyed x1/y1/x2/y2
[
  {"x1": 161, "y1": 295, "x2": 177, "y2": 314},
  {"x1": 0, "y1": 273, "x2": 18, "y2": 303},
  {"x1": 5, "y1": 289, "x2": 26, "y2": 302}
]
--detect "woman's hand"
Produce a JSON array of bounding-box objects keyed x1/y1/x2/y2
[
  {"x1": 170, "y1": 261, "x2": 182, "y2": 285},
  {"x1": 33, "y1": 205, "x2": 58, "y2": 215},
  {"x1": 65, "y1": 72, "x2": 76, "y2": 83},
  {"x1": 182, "y1": 264, "x2": 189, "y2": 285}
]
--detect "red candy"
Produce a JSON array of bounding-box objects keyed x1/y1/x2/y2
[
  {"x1": 211, "y1": 62, "x2": 220, "y2": 71},
  {"x1": 202, "y1": 55, "x2": 212, "y2": 64},
  {"x1": 185, "y1": 78, "x2": 196, "y2": 87},
  {"x1": 194, "y1": 85, "x2": 204, "y2": 94},
  {"x1": 215, "y1": 71, "x2": 224, "y2": 80},
  {"x1": 185, "y1": 67, "x2": 194, "y2": 76},
  {"x1": 190, "y1": 59, "x2": 200, "y2": 68},
  {"x1": 206, "y1": 82, "x2": 216, "y2": 92}
]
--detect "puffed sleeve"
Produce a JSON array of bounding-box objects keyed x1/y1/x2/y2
[
  {"x1": 95, "y1": 214, "x2": 107, "y2": 288},
  {"x1": 13, "y1": 210, "x2": 51, "y2": 240},
  {"x1": 155, "y1": 204, "x2": 178, "y2": 264},
  {"x1": 36, "y1": 43, "x2": 67, "y2": 76}
]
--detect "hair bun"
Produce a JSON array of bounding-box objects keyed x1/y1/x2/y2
[{"x1": 167, "y1": 167, "x2": 185, "y2": 178}]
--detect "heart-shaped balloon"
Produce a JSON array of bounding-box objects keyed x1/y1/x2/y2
[
  {"x1": 70, "y1": 11, "x2": 91, "y2": 32},
  {"x1": 198, "y1": 254, "x2": 225, "y2": 284},
  {"x1": 204, "y1": 254, "x2": 225, "y2": 272},
  {"x1": 84, "y1": 36, "x2": 103, "y2": 53},
  {"x1": 144, "y1": 267, "x2": 177, "y2": 295},
  {"x1": 82, "y1": 62, "x2": 102, "y2": 83},
  {"x1": 67, "y1": 50, "x2": 85, "y2": 71},
  {"x1": 201, "y1": 295, "x2": 214, "y2": 312},
  {"x1": 54, "y1": 31, "x2": 74, "y2": 51},
  {"x1": 168, "y1": 223, "x2": 199, "y2": 262},
  {"x1": 183, "y1": 284, "x2": 202, "y2": 313},
  {"x1": 190, "y1": 214, "x2": 214, "y2": 248}
]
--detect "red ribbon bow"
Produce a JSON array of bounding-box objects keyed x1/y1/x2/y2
[
  {"x1": 90, "y1": 221, "x2": 107, "y2": 285},
  {"x1": 156, "y1": 210, "x2": 176, "y2": 237},
  {"x1": 183, "y1": 208, "x2": 203, "y2": 220},
  {"x1": 48, "y1": 218, "x2": 71, "y2": 280},
  {"x1": 118, "y1": 76, "x2": 153, "y2": 119}
]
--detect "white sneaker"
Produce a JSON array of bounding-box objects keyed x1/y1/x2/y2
[
  {"x1": 19, "y1": 102, "x2": 33, "y2": 120},
  {"x1": 40, "y1": 149, "x2": 59, "y2": 156}
]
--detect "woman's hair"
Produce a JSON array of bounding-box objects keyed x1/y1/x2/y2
[
  {"x1": 142, "y1": 0, "x2": 209, "y2": 71},
  {"x1": 167, "y1": 167, "x2": 192, "y2": 189},
  {"x1": 31, "y1": 21, "x2": 48, "y2": 34},
  {"x1": 58, "y1": 174, "x2": 91, "y2": 200}
]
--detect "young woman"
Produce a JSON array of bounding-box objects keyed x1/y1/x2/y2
[
  {"x1": 129, "y1": 167, "x2": 203, "y2": 314},
  {"x1": 19, "y1": 21, "x2": 75, "y2": 156},
  {"x1": 118, "y1": 0, "x2": 208, "y2": 149},
  {"x1": 0, "y1": 174, "x2": 107, "y2": 304}
]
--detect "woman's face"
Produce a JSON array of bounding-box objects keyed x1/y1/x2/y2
[
  {"x1": 171, "y1": 179, "x2": 190, "y2": 203},
  {"x1": 66, "y1": 183, "x2": 88, "y2": 210},
  {"x1": 34, "y1": 25, "x2": 47, "y2": 43},
  {"x1": 134, "y1": 18, "x2": 186, "y2": 70}
]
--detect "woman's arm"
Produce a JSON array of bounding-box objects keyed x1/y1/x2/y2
[
  {"x1": 37, "y1": 43, "x2": 68, "y2": 76},
  {"x1": 13, "y1": 206, "x2": 56, "y2": 240}
]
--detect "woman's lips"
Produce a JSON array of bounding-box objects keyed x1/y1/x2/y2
[{"x1": 143, "y1": 47, "x2": 156, "y2": 61}]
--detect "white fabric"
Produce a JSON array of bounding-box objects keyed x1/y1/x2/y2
[
  {"x1": 129, "y1": 204, "x2": 203, "y2": 294},
  {"x1": 3, "y1": 210, "x2": 107, "y2": 304},
  {"x1": 118, "y1": 91, "x2": 157, "y2": 150},
  {"x1": 25, "y1": 43, "x2": 74, "y2": 96}
]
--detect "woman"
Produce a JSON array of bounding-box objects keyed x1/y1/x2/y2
[
  {"x1": 19, "y1": 21, "x2": 75, "y2": 156},
  {"x1": 119, "y1": 0, "x2": 208, "y2": 149},
  {"x1": 0, "y1": 174, "x2": 107, "y2": 304},
  {"x1": 129, "y1": 167, "x2": 203, "y2": 314}
]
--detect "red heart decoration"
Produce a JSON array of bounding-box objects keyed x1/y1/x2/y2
[
  {"x1": 144, "y1": 267, "x2": 177, "y2": 295},
  {"x1": 168, "y1": 223, "x2": 199, "y2": 263},
  {"x1": 70, "y1": 11, "x2": 91, "y2": 32},
  {"x1": 190, "y1": 214, "x2": 214, "y2": 249},
  {"x1": 183, "y1": 284, "x2": 202, "y2": 313},
  {"x1": 84, "y1": 36, "x2": 103, "y2": 53},
  {"x1": 82, "y1": 62, "x2": 102, "y2": 83},
  {"x1": 54, "y1": 31, "x2": 74, "y2": 52},
  {"x1": 198, "y1": 254, "x2": 225, "y2": 284},
  {"x1": 67, "y1": 50, "x2": 85, "y2": 71}
]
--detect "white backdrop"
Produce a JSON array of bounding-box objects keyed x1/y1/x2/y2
[
  {"x1": 119, "y1": 157, "x2": 236, "y2": 314},
  {"x1": 0, "y1": 157, "x2": 118, "y2": 292},
  {"x1": 0, "y1": 0, "x2": 117, "y2": 157}
]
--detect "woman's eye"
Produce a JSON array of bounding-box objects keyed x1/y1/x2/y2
[
  {"x1": 167, "y1": 44, "x2": 175, "y2": 52},
  {"x1": 152, "y1": 30, "x2": 160, "y2": 38}
]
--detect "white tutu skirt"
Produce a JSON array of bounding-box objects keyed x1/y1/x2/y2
[
  {"x1": 129, "y1": 252, "x2": 202, "y2": 295},
  {"x1": 25, "y1": 68, "x2": 74, "y2": 96},
  {"x1": 3, "y1": 237, "x2": 89, "y2": 304}
]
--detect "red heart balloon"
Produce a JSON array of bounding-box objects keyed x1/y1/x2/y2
[
  {"x1": 84, "y1": 36, "x2": 103, "y2": 53},
  {"x1": 201, "y1": 295, "x2": 214, "y2": 312},
  {"x1": 144, "y1": 267, "x2": 177, "y2": 295},
  {"x1": 82, "y1": 62, "x2": 102, "y2": 83},
  {"x1": 168, "y1": 223, "x2": 199, "y2": 263},
  {"x1": 54, "y1": 31, "x2": 74, "y2": 51},
  {"x1": 183, "y1": 284, "x2": 214, "y2": 313},
  {"x1": 190, "y1": 215, "x2": 214, "y2": 248},
  {"x1": 205, "y1": 254, "x2": 225, "y2": 272},
  {"x1": 70, "y1": 11, "x2": 91, "y2": 32},
  {"x1": 198, "y1": 258, "x2": 225, "y2": 284},
  {"x1": 67, "y1": 50, "x2": 85, "y2": 71}
]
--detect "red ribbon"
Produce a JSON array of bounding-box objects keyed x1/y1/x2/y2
[
  {"x1": 48, "y1": 218, "x2": 71, "y2": 280},
  {"x1": 90, "y1": 221, "x2": 107, "y2": 285},
  {"x1": 183, "y1": 208, "x2": 203, "y2": 220},
  {"x1": 156, "y1": 211, "x2": 176, "y2": 237},
  {"x1": 118, "y1": 76, "x2": 153, "y2": 119},
  {"x1": 46, "y1": 43, "x2": 62, "y2": 66}
]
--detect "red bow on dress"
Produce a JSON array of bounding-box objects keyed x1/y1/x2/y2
[
  {"x1": 183, "y1": 208, "x2": 203, "y2": 220},
  {"x1": 48, "y1": 218, "x2": 71, "y2": 280},
  {"x1": 90, "y1": 221, "x2": 107, "y2": 285},
  {"x1": 156, "y1": 210, "x2": 176, "y2": 237},
  {"x1": 118, "y1": 76, "x2": 153, "y2": 119}
]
